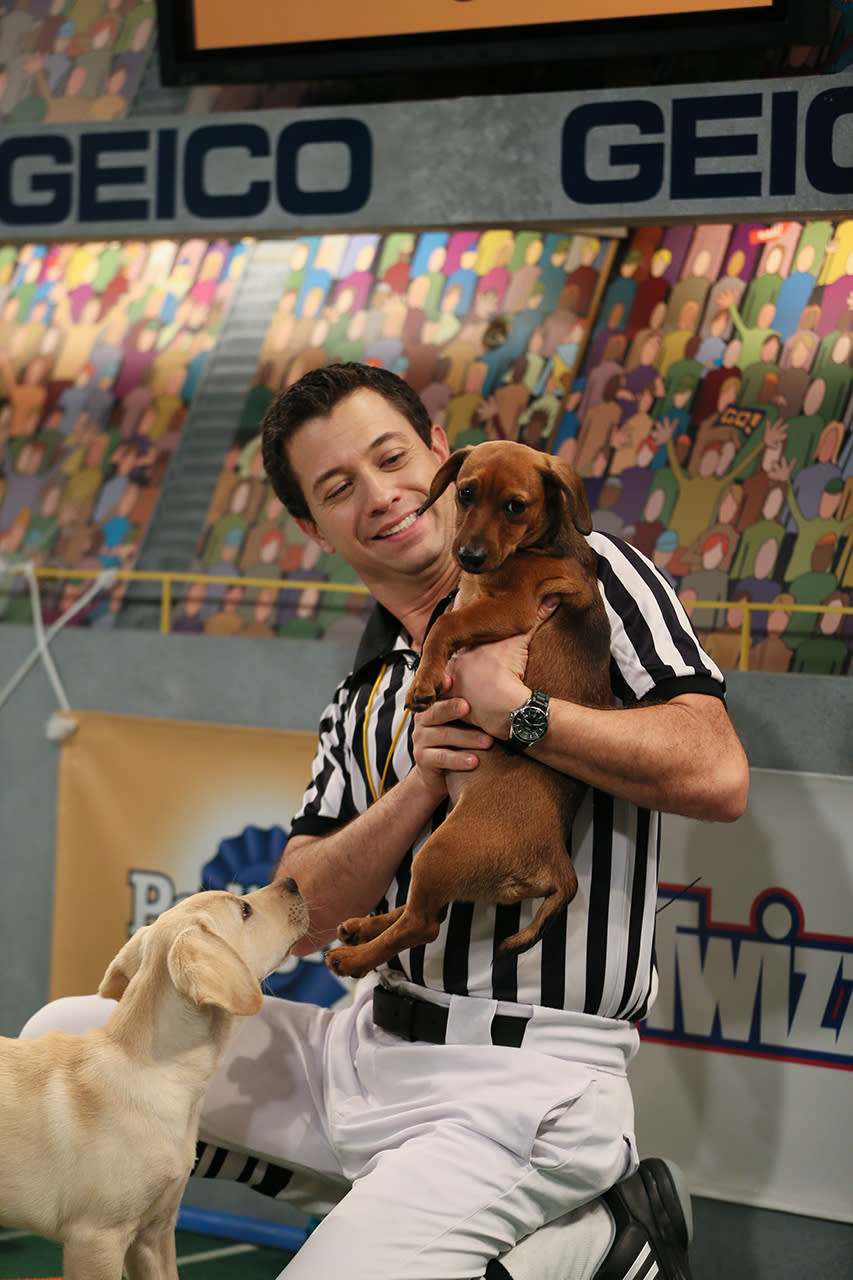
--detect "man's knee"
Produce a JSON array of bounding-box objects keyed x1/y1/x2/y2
[{"x1": 18, "y1": 994, "x2": 114, "y2": 1039}]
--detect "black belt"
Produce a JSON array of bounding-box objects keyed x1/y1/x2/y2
[{"x1": 372, "y1": 983, "x2": 529, "y2": 1048}]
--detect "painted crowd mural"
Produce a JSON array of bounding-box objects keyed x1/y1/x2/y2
[
  {"x1": 558, "y1": 221, "x2": 853, "y2": 675},
  {"x1": 180, "y1": 229, "x2": 616, "y2": 644},
  {"x1": 1, "y1": 220, "x2": 852, "y2": 673},
  {"x1": 183, "y1": 222, "x2": 853, "y2": 673},
  {"x1": 0, "y1": 0, "x2": 156, "y2": 124},
  {"x1": 0, "y1": 235, "x2": 250, "y2": 623}
]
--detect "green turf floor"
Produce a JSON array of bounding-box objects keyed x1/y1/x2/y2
[{"x1": 0, "y1": 1228, "x2": 296, "y2": 1278}]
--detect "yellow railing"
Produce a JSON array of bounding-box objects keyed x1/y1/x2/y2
[
  {"x1": 678, "y1": 598, "x2": 853, "y2": 673},
  {"x1": 27, "y1": 566, "x2": 369, "y2": 635},
  {"x1": 4, "y1": 566, "x2": 851, "y2": 673}
]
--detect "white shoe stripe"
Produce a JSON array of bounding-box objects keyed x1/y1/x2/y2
[{"x1": 623, "y1": 1243, "x2": 652, "y2": 1280}]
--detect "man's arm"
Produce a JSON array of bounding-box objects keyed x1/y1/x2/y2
[
  {"x1": 531, "y1": 691, "x2": 748, "y2": 822},
  {"x1": 439, "y1": 638, "x2": 749, "y2": 825},
  {"x1": 277, "y1": 699, "x2": 491, "y2": 955}
]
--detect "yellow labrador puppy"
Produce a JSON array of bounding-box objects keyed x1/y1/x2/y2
[{"x1": 0, "y1": 879, "x2": 308, "y2": 1280}]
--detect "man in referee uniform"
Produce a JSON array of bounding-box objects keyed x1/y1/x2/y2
[{"x1": 24, "y1": 363, "x2": 749, "y2": 1279}]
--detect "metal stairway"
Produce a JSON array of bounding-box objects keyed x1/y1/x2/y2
[{"x1": 117, "y1": 239, "x2": 295, "y2": 629}]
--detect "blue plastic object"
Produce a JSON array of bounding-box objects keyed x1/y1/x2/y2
[{"x1": 177, "y1": 1205, "x2": 309, "y2": 1252}]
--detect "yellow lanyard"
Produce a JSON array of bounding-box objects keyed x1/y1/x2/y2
[{"x1": 363, "y1": 663, "x2": 411, "y2": 802}]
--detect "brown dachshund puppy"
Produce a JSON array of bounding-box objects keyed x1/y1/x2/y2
[{"x1": 328, "y1": 441, "x2": 611, "y2": 980}]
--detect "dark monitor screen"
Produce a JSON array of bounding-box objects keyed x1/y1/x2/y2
[{"x1": 155, "y1": 0, "x2": 824, "y2": 90}]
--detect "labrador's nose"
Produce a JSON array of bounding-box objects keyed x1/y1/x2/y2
[
  {"x1": 280, "y1": 877, "x2": 299, "y2": 896},
  {"x1": 458, "y1": 545, "x2": 488, "y2": 572}
]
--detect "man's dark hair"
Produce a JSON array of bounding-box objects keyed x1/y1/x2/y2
[{"x1": 260, "y1": 363, "x2": 433, "y2": 518}]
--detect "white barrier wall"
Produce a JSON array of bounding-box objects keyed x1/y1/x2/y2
[{"x1": 630, "y1": 768, "x2": 853, "y2": 1222}]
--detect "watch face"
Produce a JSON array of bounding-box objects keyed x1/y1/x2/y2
[{"x1": 510, "y1": 704, "x2": 548, "y2": 745}]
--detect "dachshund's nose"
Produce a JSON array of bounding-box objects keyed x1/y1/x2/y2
[{"x1": 458, "y1": 545, "x2": 488, "y2": 572}]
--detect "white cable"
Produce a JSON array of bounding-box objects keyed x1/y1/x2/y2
[
  {"x1": 25, "y1": 561, "x2": 71, "y2": 711},
  {"x1": 0, "y1": 566, "x2": 118, "y2": 714}
]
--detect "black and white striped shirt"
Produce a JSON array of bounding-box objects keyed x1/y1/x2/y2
[{"x1": 290, "y1": 532, "x2": 725, "y2": 1021}]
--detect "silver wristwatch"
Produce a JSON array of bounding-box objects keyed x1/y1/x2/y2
[{"x1": 508, "y1": 689, "x2": 550, "y2": 750}]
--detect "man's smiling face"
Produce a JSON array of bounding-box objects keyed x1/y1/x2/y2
[{"x1": 287, "y1": 388, "x2": 456, "y2": 592}]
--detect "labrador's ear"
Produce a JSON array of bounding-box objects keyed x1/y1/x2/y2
[
  {"x1": 168, "y1": 923, "x2": 263, "y2": 1016},
  {"x1": 541, "y1": 456, "x2": 593, "y2": 535},
  {"x1": 418, "y1": 448, "x2": 471, "y2": 514},
  {"x1": 99, "y1": 926, "x2": 151, "y2": 1001}
]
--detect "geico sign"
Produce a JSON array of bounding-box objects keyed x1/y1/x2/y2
[
  {"x1": 562, "y1": 86, "x2": 853, "y2": 203},
  {"x1": 1, "y1": 83, "x2": 851, "y2": 231},
  {"x1": 0, "y1": 118, "x2": 372, "y2": 226}
]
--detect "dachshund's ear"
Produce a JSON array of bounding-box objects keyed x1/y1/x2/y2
[
  {"x1": 418, "y1": 448, "x2": 470, "y2": 514},
  {"x1": 541, "y1": 456, "x2": 593, "y2": 535}
]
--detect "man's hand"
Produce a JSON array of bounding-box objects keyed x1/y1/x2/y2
[
  {"x1": 440, "y1": 595, "x2": 560, "y2": 741},
  {"x1": 411, "y1": 697, "x2": 493, "y2": 805}
]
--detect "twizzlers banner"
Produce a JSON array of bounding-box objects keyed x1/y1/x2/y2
[
  {"x1": 631, "y1": 767, "x2": 853, "y2": 1223},
  {"x1": 50, "y1": 709, "x2": 348, "y2": 1010}
]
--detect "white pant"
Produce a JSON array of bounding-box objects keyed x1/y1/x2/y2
[{"x1": 21, "y1": 979, "x2": 636, "y2": 1279}]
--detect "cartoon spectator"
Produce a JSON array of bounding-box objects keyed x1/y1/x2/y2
[
  {"x1": 776, "y1": 330, "x2": 817, "y2": 419},
  {"x1": 664, "y1": 249, "x2": 715, "y2": 336},
  {"x1": 551, "y1": 382, "x2": 584, "y2": 461},
  {"x1": 740, "y1": 243, "x2": 787, "y2": 328},
  {"x1": 172, "y1": 580, "x2": 210, "y2": 633},
  {"x1": 653, "y1": 414, "x2": 765, "y2": 547},
  {"x1": 0, "y1": 438, "x2": 60, "y2": 533},
  {"x1": 90, "y1": 60, "x2": 129, "y2": 119},
  {"x1": 609, "y1": 383, "x2": 657, "y2": 476},
  {"x1": 682, "y1": 483, "x2": 742, "y2": 575},
  {"x1": 19, "y1": 478, "x2": 63, "y2": 559},
  {"x1": 790, "y1": 420, "x2": 846, "y2": 522},
  {"x1": 701, "y1": 589, "x2": 754, "y2": 672},
  {"x1": 98, "y1": 481, "x2": 141, "y2": 569},
  {"x1": 503, "y1": 234, "x2": 544, "y2": 314},
  {"x1": 0, "y1": 350, "x2": 52, "y2": 438},
  {"x1": 574, "y1": 371, "x2": 625, "y2": 476},
  {"x1": 198, "y1": 476, "x2": 253, "y2": 569},
  {"x1": 737, "y1": 332, "x2": 783, "y2": 408},
  {"x1": 590, "y1": 247, "x2": 641, "y2": 341},
  {"x1": 729, "y1": 483, "x2": 788, "y2": 582},
  {"x1": 790, "y1": 589, "x2": 850, "y2": 674},
  {"x1": 78, "y1": 15, "x2": 121, "y2": 100},
  {"x1": 204, "y1": 582, "x2": 246, "y2": 636},
  {"x1": 782, "y1": 535, "x2": 841, "y2": 653},
  {"x1": 749, "y1": 594, "x2": 795, "y2": 671},
  {"x1": 679, "y1": 532, "x2": 733, "y2": 633},
  {"x1": 242, "y1": 585, "x2": 282, "y2": 638},
  {"x1": 631, "y1": 471, "x2": 679, "y2": 559},
  {"x1": 727, "y1": 419, "x2": 788, "y2": 529},
  {"x1": 773, "y1": 241, "x2": 821, "y2": 341},
  {"x1": 558, "y1": 237, "x2": 601, "y2": 317},
  {"x1": 240, "y1": 526, "x2": 288, "y2": 582},
  {"x1": 815, "y1": 248, "x2": 853, "y2": 341},
  {"x1": 625, "y1": 248, "x2": 672, "y2": 337},
  {"x1": 718, "y1": 290, "x2": 781, "y2": 370},
  {"x1": 783, "y1": 473, "x2": 853, "y2": 585},
  {"x1": 590, "y1": 477, "x2": 635, "y2": 539},
  {"x1": 418, "y1": 355, "x2": 454, "y2": 430},
  {"x1": 813, "y1": 333, "x2": 853, "y2": 421}
]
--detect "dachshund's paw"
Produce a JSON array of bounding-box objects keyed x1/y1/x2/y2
[
  {"x1": 336, "y1": 916, "x2": 367, "y2": 946},
  {"x1": 405, "y1": 677, "x2": 443, "y2": 712},
  {"x1": 405, "y1": 689, "x2": 436, "y2": 713},
  {"x1": 325, "y1": 946, "x2": 371, "y2": 979}
]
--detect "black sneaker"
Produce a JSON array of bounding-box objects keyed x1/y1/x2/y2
[{"x1": 595, "y1": 1158, "x2": 694, "y2": 1280}]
